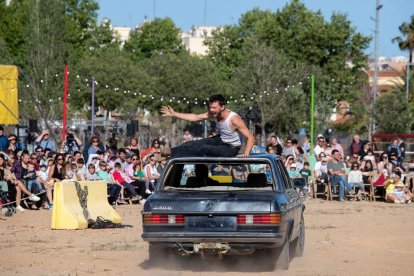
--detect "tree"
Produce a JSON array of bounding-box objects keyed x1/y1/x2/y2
[
  {"x1": 124, "y1": 17, "x2": 184, "y2": 60},
  {"x1": 231, "y1": 40, "x2": 311, "y2": 144},
  {"x1": 374, "y1": 89, "x2": 410, "y2": 134},
  {"x1": 393, "y1": 15, "x2": 414, "y2": 64}
]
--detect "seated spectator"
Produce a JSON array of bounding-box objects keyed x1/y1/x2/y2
[
  {"x1": 231, "y1": 164, "x2": 249, "y2": 183},
  {"x1": 66, "y1": 163, "x2": 79, "y2": 181},
  {"x1": 314, "y1": 156, "x2": 329, "y2": 184},
  {"x1": 35, "y1": 129, "x2": 56, "y2": 152},
  {"x1": 182, "y1": 129, "x2": 193, "y2": 143},
  {"x1": 112, "y1": 162, "x2": 141, "y2": 203},
  {"x1": 314, "y1": 136, "x2": 326, "y2": 160},
  {"x1": 144, "y1": 155, "x2": 161, "y2": 186},
  {"x1": 86, "y1": 163, "x2": 100, "y2": 181},
  {"x1": 299, "y1": 162, "x2": 312, "y2": 194},
  {"x1": 76, "y1": 158, "x2": 87, "y2": 181},
  {"x1": 210, "y1": 164, "x2": 231, "y2": 176},
  {"x1": 288, "y1": 163, "x2": 300, "y2": 178},
  {"x1": 156, "y1": 156, "x2": 168, "y2": 174},
  {"x1": 48, "y1": 153, "x2": 67, "y2": 185},
  {"x1": 377, "y1": 152, "x2": 393, "y2": 183},
  {"x1": 347, "y1": 162, "x2": 366, "y2": 200},
  {"x1": 282, "y1": 138, "x2": 296, "y2": 158},
  {"x1": 327, "y1": 149, "x2": 355, "y2": 201},
  {"x1": 266, "y1": 135, "x2": 283, "y2": 156},
  {"x1": 97, "y1": 161, "x2": 123, "y2": 205},
  {"x1": 36, "y1": 161, "x2": 53, "y2": 209},
  {"x1": 385, "y1": 172, "x2": 413, "y2": 204}
]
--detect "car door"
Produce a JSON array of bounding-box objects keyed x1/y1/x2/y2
[{"x1": 275, "y1": 159, "x2": 301, "y2": 237}]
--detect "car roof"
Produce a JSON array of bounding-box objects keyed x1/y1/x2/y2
[{"x1": 168, "y1": 153, "x2": 281, "y2": 163}]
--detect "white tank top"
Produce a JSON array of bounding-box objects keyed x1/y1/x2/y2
[{"x1": 216, "y1": 111, "x2": 241, "y2": 146}]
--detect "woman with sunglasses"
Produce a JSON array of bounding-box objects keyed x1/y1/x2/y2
[
  {"x1": 84, "y1": 135, "x2": 104, "y2": 162},
  {"x1": 347, "y1": 162, "x2": 366, "y2": 200},
  {"x1": 140, "y1": 139, "x2": 161, "y2": 163},
  {"x1": 48, "y1": 153, "x2": 67, "y2": 186}
]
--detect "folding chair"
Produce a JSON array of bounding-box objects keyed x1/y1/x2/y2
[{"x1": 312, "y1": 173, "x2": 329, "y2": 200}]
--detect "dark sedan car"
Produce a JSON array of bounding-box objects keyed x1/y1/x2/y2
[{"x1": 141, "y1": 154, "x2": 305, "y2": 270}]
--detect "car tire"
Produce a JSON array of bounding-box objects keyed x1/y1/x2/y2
[
  {"x1": 291, "y1": 216, "x2": 305, "y2": 257},
  {"x1": 275, "y1": 239, "x2": 290, "y2": 270}
]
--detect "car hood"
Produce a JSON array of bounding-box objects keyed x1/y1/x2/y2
[{"x1": 144, "y1": 191, "x2": 280, "y2": 213}]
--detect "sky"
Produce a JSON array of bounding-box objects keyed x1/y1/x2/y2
[{"x1": 97, "y1": 0, "x2": 412, "y2": 59}]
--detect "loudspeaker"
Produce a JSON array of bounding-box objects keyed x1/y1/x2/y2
[
  {"x1": 126, "y1": 120, "x2": 138, "y2": 137},
  {"x1": 29, "y1": 119, "x2": 38, "y2": 133}
]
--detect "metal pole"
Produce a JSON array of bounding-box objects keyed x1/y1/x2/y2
[
  {"x1": 204, "y1": 0, "x2": 207, "y2": 26},
  {"x1": 370, "y1": 0, "x2": 382, "y2": 142},
  {"x1": 310, "y1": 75, "x2": 315, "y2": 151},
  {"x1": 91, "y1": 77, "x2": 95, "y2": 136}
]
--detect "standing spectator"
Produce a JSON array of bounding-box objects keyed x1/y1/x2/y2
[
  {"x1": 314, "y1": 136, "x2": 326, "y2": 160},
  {"x1": 63, "y1": 130, "x2": 82, "y2": 155},
  {"x1": 140, "y1": 139, "x2": 162, "y2": 163},
  {"x1": 331, "y1": 137, "x2": 344, "y2": 157},
  {"x1": 327, "y1": 149, "x2": 355, "y2": 201},
  {"x1": 126, "y1": 137, "x2": 140, "y2": 156},
  {"x1": 282, "y1": 138, "x2": 296, "y2": 158},
  {"x1": 397, "y1": 137, "x2": 406, "y2": 166},
  {"x1": 349, "y1": 134, "x2": 363, "y2": 157},
  {"x1": 387, "y1": 138, "x2": 402, "y2": 166},
  {"x1": 7, "y1": 134, "x2": 23, "y2": 154},
  {"x1": 0, "y1": 126, "x2": 9, "y2": 151},
  {"x1": 35, "y1": 129, "x2": 56, "y2": 152},
  {"x1": 182, "y1": 129, "x2": 193, "y2": 143},
  {"x1": 86, "y1": 136, "x2": 104, "y2": 161},
  {"x1": 267, "y1": 135, "x2": 283, "y2": 156},
  {"x1": 302, "y1": 135, "x2": 310, "y2": 156}
]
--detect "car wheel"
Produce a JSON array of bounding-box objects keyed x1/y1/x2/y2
[
  {"x1": 275, "y1": 239, "x2": 290, "y2": 270},
  {"x1": 291, "y1": 216, "x2": 305, "y2": 257}
]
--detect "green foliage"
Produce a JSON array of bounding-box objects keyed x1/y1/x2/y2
[
  {"x1": 392, "y1": 15, "x2": 414, "y2": 64},
  {"x1": 374, "y1": 90, "x2": 410, "y2": 134},
  {"x1": 141, "y1": 52, "x2": 224, "y2": 113},
  {"x1": 72, "y1": 46, "x2": 151, "y2": 114},
  {"x1": 124, "y1": 17, "x2": 184, "y2": 60}
]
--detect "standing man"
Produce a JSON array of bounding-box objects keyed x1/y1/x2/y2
[
  {"x1": 35, "y1": 129, "x2": 56, "y2": 152},
  {"x1": 327, "y1": 149, "x2": 355, "y2": 202},
  {"x1": 161, "y1": 94, "x2": 255, "y2": 158},
  {"x1": 0, "y1": 126, "x2": 9, "y2": 151}
]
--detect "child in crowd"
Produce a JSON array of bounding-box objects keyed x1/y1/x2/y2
[
  {"x1": 386, "y1": 172, "x2": 413, "y2": 204},
  {"x1": 288, "y1": 163, "x2": 300, "y2": 178},
  {"x1": 112, "y1": 162, "x2": 140, "y2": 202},
  {"x1": 66, "y1": 163, "x2": 79, "y2": 180},
  {"x1": 36, "y1": 161, "x2": 52, "y2": 209},
  {"x1": 76, "y1": 158, "x2": 86, "y2": 180},
  {"x1": 134, "y1": 162, "x2": 153, "y2": 194},
  {"x1": 23, "y1": 163, "x2": 44, "y2": 193},
  {"x1": 86, "y1": 163, "x2": 100, "y2": 181},
  {"x1": 299, "y1": 162, "x2": 312, "y2": 196},
  {"x1": 97, "y1": 161, "x2": 123, "y2": 205}
]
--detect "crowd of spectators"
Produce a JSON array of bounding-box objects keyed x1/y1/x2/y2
[
  {"x1": 0, "y1": 126, "x2": 169, "y2": 215},
  {"x1": 1, "y1": 125, "x2": 413, "y2": 216}
]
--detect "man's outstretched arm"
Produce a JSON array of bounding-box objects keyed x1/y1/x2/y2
[
  {"x1": 161, "y1": 105, "x2": 209, "y2": 122},
  {"x1": 231, "y1": 115, "x2": 255, "y2": 157}
]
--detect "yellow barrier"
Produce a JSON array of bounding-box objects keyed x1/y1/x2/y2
[
  {"x1": 209, "y1": 175, "x2": 233, "y2": 183},
  {"x1": 51, "y1": 181, "x2": 121, "y2": 230}
]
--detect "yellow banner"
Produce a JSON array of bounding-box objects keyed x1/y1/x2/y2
[{"x1": 0, "y1": 65, "x2": 19, "y2": 124}]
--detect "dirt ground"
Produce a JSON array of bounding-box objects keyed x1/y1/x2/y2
[{"x1": 1, "y1": 199, "x2": 413, "y2": 276}]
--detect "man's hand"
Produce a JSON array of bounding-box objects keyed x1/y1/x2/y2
[
  {"x1": 238, "y1": 153, "x2": 249, "y2": 158},
  {"x1": 161, "y1": 106, "x2": 175, "y2": 117}
]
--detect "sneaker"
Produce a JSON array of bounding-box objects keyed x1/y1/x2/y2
[
  {"x1": 139, "y1": 199, "x2": 147, "y2": 205},
  {"x1": 1, "y1": 207, "x2": 8, "y2": 215},
  {"x1": 117, "y1": 199, "x2": 128, "y2": 205},
  {"x1": 131, "y1": 196, "x2": 141, "y2": 202},
  {"x1": 28, "y1": 194, "x2": 40, "y2": 201},
  {"x1": 48, "y1": 204, "x2": 53, "y2": 209},
  {"x1": 145, "y1": 189, "x2": 152, "y2": 195},
  {"x1": 339, "y1": 198, "x2": 345, "y2": 202},
  {"x1": 16, "y1": 205, "x2": 25, "y2": 213},
  {"x1": 394, "y1": 199, "x2": 402, "y2": 204}
]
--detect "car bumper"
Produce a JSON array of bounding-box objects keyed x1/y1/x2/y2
[{"x1": 142, "y1": 231, "x2": 284, "y2": 245}]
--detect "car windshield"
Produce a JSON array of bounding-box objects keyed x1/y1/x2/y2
[{"x1": 161, "y1": 160, "x2": 276, "y2": 192}]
